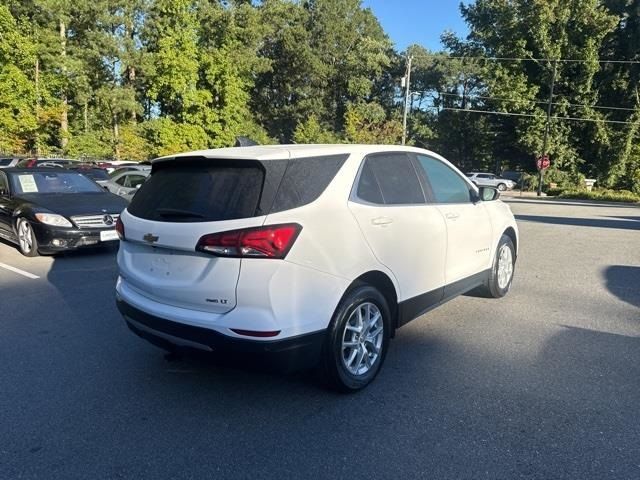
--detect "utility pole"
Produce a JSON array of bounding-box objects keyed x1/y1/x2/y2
[
  {"x1": 402, "y1": 55, "x2": 413, "y2": 145},
  {"x1": 538, "y1": 59, "x2": 557, "y2": 196}
]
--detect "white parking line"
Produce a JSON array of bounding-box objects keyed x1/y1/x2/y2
[{"x1": 0, "y1": 262, "x2": 40, "y2": 279}]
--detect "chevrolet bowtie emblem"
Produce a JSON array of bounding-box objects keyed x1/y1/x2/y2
[{"x1": 143, "y1": 233, "x2": 159, "y2": 244}]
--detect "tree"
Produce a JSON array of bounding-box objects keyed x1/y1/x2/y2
[{"x1": 0, "y1": 5, "x2": 38, "y2": 152}]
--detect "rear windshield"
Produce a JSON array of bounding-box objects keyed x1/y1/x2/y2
[
  {"x1": 128, "y1": 154, "x2": 347, "y2": 223},
  {"x1": 128, "y1": 165, "x2": 265, "y2": 222},
  {"x1": 10, "y1": 172, "x2": 105, "y2": 194}
]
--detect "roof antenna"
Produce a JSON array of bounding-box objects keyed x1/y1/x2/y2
[{"x1": 234, "y1": 136, "x2": 259, "y2": 147}]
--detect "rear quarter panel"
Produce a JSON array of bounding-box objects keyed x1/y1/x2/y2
[{"x1": 263, "y1": 150, "x2": 401, "y2": 303}]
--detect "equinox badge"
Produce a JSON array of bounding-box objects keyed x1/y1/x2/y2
[{"x1": 143, "y1": 233, "x2": 159, "y2": 244}]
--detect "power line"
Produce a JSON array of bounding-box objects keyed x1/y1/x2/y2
[
  {"x1": 425, "y1": 55, "x2": 640, "y2": 65},
  {"x1": 437, "y1": 91, "x2": 638, "y2": 112},
  {"x1": 442, "y1": 107, "x2": 639, "y2": 125}
]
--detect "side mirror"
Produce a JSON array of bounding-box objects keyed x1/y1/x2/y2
[
  {"x1": 135, "y1": 183, "x2": 142, "y2": 189},
  {"x1": 479, "y1": 186, "x2": 500, "y2": 202}
]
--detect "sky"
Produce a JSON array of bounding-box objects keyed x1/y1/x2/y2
[{"x1": 361, "y1": 1, "x2": 469, "y2": 52}]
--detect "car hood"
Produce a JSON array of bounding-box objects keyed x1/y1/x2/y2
[{"x1": 19, "y1": 193, "x2": 128, "y2": 217}]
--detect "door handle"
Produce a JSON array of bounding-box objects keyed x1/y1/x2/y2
[
  {"x1": 445, "y1": 212, "x2": 460, "y2": 220},
  {"x1": 371, "y1": 216, "x2": 393, "y2": 226}
]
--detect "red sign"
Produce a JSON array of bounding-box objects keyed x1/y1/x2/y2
[{"x1": 536, "y1": 155, "x2": 550, "y2": 170}]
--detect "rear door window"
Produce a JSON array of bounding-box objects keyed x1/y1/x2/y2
[
  {"x1": 361, "y1": 153, "x2": 425, "y2": 205},
  {"x1": 128, "y1": 165, "x2": 265, "y2": 222}
]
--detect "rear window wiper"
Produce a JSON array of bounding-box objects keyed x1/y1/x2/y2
[{"x1": 156, "y1": 208, "x2": 205, "y2": 219}]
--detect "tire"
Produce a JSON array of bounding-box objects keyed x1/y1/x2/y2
[
  {"x1": 497, "y1": 183, "x2": 507, "y2": 191},
  {"x1": 16, "y1": 218, "x2": 39, "y2": 257},
  {"x1": 320, "y1": 285, "x2": 391, "y2": 393},
  {"x1": 483, "y1": 234, "x2": 515, "y2": 298}
]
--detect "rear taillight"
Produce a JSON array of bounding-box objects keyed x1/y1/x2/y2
[
  {"x1": 196, "y1": 223, "x2": 302, "y2": 259},
  {"x1": 115, "y1": 217, "x2": 125, "y2": 240}
]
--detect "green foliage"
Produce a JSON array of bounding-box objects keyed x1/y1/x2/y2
[
  {"x1": 0, "y1": 0, "x2": 638, "y2": 183},
  {"x1": 64, "y1": 130, "x2": 112, "y2": 159},
  {"x1": 144, "y1": 0, "x2": 200, "y2": 118},
  {"x1": 557, "y1": 188, "x2": 640, "y2": 203},
  {"x1": 543, "y1": 167, "x2": 586, "y2": 189},
  {"x1": 118, "y1": 124, "x2": 151, "y2": 162},
  {"x1": 142, "y1": 118, "x2": 208, "y2": 158},
  {"x1": 344, "y1": 102, "x2": 402, "y2": 144},
  {"x1": 0, "y1": 65, "x2": 38, "y2": 152},
  {"x1": 293, "y1": 115, "x2": 341, "y2": 144}
]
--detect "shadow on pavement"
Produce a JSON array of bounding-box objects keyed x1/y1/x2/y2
[
  {"x1": 515, "y1": 214, "x2": 640, "y2": 231},
  {"x1": 504, "y1": 198, "x2": 640, "y2": 209},
  {"x1": 603, "y1": 215, "x2": 640, "y2": 222},
  {"x1": 603, "y1": 265, "x2": 640, "y2": 309},
  {"x1": 3, "y1": 250, "x2": 640, "y2": 479}
]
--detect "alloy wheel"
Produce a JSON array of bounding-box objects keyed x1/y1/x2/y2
[
  {"x1": 18, "y1": 220, "x2": 33, "y2": 254},
  {"x1": 497, "y1": 244, "x2": 514, "y2": 289},
  {"x1": 341, "y1": 302, "x2": 384, "y2": 376}
]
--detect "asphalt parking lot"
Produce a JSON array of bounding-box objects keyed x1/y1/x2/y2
[{"x1": 1, "y1": 198, "x2": 638, "y2": 479}]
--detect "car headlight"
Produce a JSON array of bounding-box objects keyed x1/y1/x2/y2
[{"x1": 34, "y1": 213, "x2": 73, "y2": 228}]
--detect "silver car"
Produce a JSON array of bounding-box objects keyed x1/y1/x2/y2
[
  {"x1": 465, "y1": 172, "x2": 517, "y2": 191},
  {"x1": 103, "y1": 169, "x2": 150, "y2": 201}
]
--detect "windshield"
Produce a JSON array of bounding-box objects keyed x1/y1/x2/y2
[{"x1": 10, "y1": 172, "x2": 105, "y2": 194}]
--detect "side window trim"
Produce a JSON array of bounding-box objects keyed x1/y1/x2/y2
[
  {"x1": 408, "y1": 153, "x2": 436, "y2": 204},
  {"x1": 415, "y1": 154, "x2": 474, "y2": 205},
  {"x1": 351, "y1": 151, "x2": 428, "y2": 206}
]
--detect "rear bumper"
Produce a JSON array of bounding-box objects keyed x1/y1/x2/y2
[{"x1": 117, "y1": 298, "x2": 326, "y2": 371}]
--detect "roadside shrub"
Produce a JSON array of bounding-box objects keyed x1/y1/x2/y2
[
  {"x1": 521, "y1": 172, "x2": 538, "y2": 191},
  {"x1": 545, "y1": 187, "x2": 564, "y2": 196},
  {"x1": 557, "y1": 188, "x2": 640, "y2": 203}
]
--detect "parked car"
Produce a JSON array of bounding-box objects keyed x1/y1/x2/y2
[
  {"x1": 109, "y1": 164, "x2": 152, "y2": 175},
  {"x1": 465, "y1": 172, "x2": 517, "y2": 191},
  {"x1": 16, "y1": 158, "x2": 81, "y2": 169},
  {"x1": 115, "y1": 145, "x2": 518, "y2": 391},
  {"x1": 103, "y1": 161, "x2": 139, "y2": 173},
  {"x1": 0, "y1": 157, "x2": 23, "y2": 168},
  {"x1": 104, "y1": 169, "x2": 150, "y2": 201},
  {"x1": 68, "y1": 165, "x2": 111, "y2": 187},
  {"x1": 0, "y1": 168, "x2": 128, "y2": 256}
]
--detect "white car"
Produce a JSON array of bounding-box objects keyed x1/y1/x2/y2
[
  {"x1": 465, "y1": 172, "x2": 517, "y2": 191},
  {"x1": 115, "y1": 145, "x2": 518, "y2": 391},
  {"x1": 102, "y1": 169, "x2": 150, "y2": 201}
]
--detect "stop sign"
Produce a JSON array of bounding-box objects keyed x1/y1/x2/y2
[{"x1": 536, "y1": 155, "x2": 550, "y2": 170}]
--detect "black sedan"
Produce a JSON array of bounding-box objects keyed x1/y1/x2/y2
[{"x1": 0, "y1": 168, "x2": 128, "y2": 256}]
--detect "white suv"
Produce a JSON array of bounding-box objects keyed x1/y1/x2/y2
[{"x1": 115, "y1": 145, "x2": 518, "y2": 391}]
